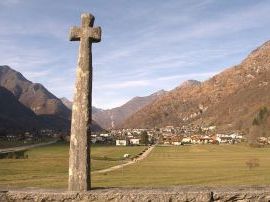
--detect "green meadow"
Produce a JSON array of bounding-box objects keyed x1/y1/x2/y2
[
  {"x1": 0, "y1": 143, "x2": 147, "y2": 188},
  {"x1": 0, "y1": 143, "x2": 270, "y2": 189}
]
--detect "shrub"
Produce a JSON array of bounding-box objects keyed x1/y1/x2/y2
[{"x1": 246, "y1": 158, "x2": 260, "y2": 170}]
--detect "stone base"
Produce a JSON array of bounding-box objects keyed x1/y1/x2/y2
[{"x1": 0, "y1": 186, "x2": 270, "y2": 202}]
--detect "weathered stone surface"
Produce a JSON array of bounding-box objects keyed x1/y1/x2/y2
[
  {"x1": 0, "y1": 186, "x2": 270, "y2": 202},
  {"x1": 68, "y1": 13, "x2": 101, "y2": 191}
]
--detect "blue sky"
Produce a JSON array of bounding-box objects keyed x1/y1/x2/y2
[{"x1": 0, "y1": 0, "x2": 270, "y2": 109}]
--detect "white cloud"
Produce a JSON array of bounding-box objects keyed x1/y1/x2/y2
[
  {"x1": 23, "y1": 70, "x2": 51, "y2": 79},
  {"x1": 1, "y1": 0, "x2": 270, "y2": 109},
  {"x1": 96, "y1": 80, "x2": 151, "y2": 90},
  {"x1": 95, "y1": 71, "x2": 217, "y2": 91}
]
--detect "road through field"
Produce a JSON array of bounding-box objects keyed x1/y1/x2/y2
[
  {"x1": 0, "y1": 140, "x2": 58, "y2": 153},
  {"x1": 92, "y1": 145, "x2": 155, "y2": 174}
]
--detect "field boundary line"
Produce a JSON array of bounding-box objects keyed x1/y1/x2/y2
[
  {"x1": 92, "y1": 145, "x2": 155, "y2": 174},
  {"x1": 0, "y1": 140, "x2": 58, "y2": 153}
]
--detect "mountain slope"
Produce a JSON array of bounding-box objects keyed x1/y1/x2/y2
[
  {"x1": 0, "y1": 66, "x2": 72, "y2": 130},
  {"x1": 59, "y1": 97, "x2": 104, "y2": 132},
  {"x1": 0, "y1": 66, "x2": 70, "y2": 119},
  {"x1": 93, "y1": 90, "x2": 166, "y2": 129},
  {"x1": 123, "y1": 41, "x2": 270, "y2": 130},
  {"x1": 0, "y1": 87, "x2": 39, "y2": 133},
  {"x1": 60, "y1": 97, "x2": 103, "y2": 114},
  {"x1": 0, "y1": 66, "x2": 105, "y2": 132},
  {"x1": 60, "y1": 97, "x2": 73, "y2": 110}
]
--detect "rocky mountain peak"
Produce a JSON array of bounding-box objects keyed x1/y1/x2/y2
[
  {"x1": 151, "y1": 89, "x2": 167, "y2": 97},
  {"x1": 0, "y1": 65, "x2": 28, "y2": 83},
  {"x1": 176, "y1": 80, "x2": 201, "y2": 90},
  {"x1": 182, "y1": 80, "x2": 201, "y2": 87}
]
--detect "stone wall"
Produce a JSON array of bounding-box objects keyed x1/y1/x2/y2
[{"x1": 0, "y1": 186, "x2": 270, "y2": 202}]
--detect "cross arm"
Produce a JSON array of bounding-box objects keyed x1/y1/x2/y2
[
  {"x1": 69, "y1": 26, "x2": 81, "y2": 41},
  {"x1": 88, "y1": 27, "x2": 102, "y2": 43}
]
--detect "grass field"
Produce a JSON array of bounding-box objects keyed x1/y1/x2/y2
[
  {"x1": 0, "y1": 143, "x2": 270, "y2": 189},
  {"x1": 0, "y1": 142, "x2": 147, "y2": 188},
  {"x1": 93, "y1": 144, "x2": 270, "y2": 188},
  {"x1": 0, "y1": 138, "x2": 55, "y2": 149}
]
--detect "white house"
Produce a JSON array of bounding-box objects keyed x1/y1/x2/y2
[
  {"x1": 172, "y1": 141, "x2": 181, "y2": 146},
  {"x1": 200, "y1": 135, "x2": 212, "y2": 144},
  {"x1": 181, "y1": 137, "x2": 192, "y2": 144},
  {"x1": 129, "y1": 138, "x2": 140, "y2": 145},
  {"x1": 116, "y1": 140, "x2": 128, "y2": 146},
  {"x1": 100, "y1": 133, "x2": 110, "y2": 137},
  {"x1": 216, "y1": 137, "x2": 222, "y2": 144},
  {"x1": 191, "y1": 136, "x2": 200, "y2": 144}
]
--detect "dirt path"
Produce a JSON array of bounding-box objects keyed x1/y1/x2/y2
[
  {"x1": 92, "y1": 145, "x2": 155, "y2": 174},
  {"x1": 0, "y1": 140, "x2": 58, "y2": 153},
  {"x1": 1, "y1": 141, "x2": 155, "y2": 174}
]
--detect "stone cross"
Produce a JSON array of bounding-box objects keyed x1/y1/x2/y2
[{"x1": 68, "y1": 13, "x2": 101, "y2": 191}]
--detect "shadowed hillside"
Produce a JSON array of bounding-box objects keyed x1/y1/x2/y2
[
  {"x1": 0, "y1": 66, "x2": 70, "y2": 118},
  {"x1": 0, "y1": 66, "x2": 103, "y2": 132},
  {"x1": 0, "y1": 87, "x2": 39, "y2": 133}
]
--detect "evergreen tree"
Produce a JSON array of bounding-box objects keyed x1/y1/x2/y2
[{"x1": 140, "y1": 131, "x2": 149, "y2": 145}]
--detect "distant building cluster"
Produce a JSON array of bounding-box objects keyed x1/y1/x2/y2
[
  {"x1": 158, "y1": 125, "x2": 245, "y2": 145},
  {"x1": 257, "y1": 137, "x2": 270, "y2": 145},
  {"x1": 88, "y1": 125, "x2": 247, "y2": 146},
  {"x1": 0, "y1": 129, "x2": 63, "y2": 143},
  {"x1": 161, "y1": 133, "x2": 244, "y2": 145},
  {"x1": 89, "y1": 124, "x2": 270, "y2": 147},
  {"x1": 2, "y1": 124, "x2": 270, "y2": 148},
  {"x1": 91, "y1": 128, "x2": 156, "y2": 146}
]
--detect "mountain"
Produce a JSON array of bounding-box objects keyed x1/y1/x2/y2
[
  {"x1": 60, "y1": 97, "x2": 73, "y2": 110},
  {"x1": 60, "y1": 97, "x2": 103, "y2": 114},
  {"x1": 0, "y1": 86, "x2": 40, "y2": 133},
  {"x1": 179, "y1": 80, "x2": 201, "y2": 88},
  {"x1": 123, "y1": 41, "x2": 270, "y2": 132},
  {"x1": 92, "y1": 106, "x2": 103, "y2": 114},
  {"x1": 0, "y1": 66, "x2": 72, "y2": 131},
  {"x1": 0, "y1": 66, "x2": 70, "y2": 119},
  {"x1": 93, "y1": 90, "x2": 167, "y2": 129},
  {"x1": 248, "y1": 107, "x2": 270, "y2": 141},
  {"x1": 0, "y1": 66, "x2": 104, "y2": 132}
]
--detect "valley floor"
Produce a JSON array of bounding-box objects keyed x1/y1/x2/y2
[{"x1": 0, "y1": 143, "x2": 270, "y2": 189}]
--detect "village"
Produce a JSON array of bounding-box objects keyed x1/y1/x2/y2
[
  {"x1": 0, "y1": 129, "x2": 64, "y2": 148},
  {"x1": 91, "y1": 125, "x2": 270, "y2": 146},
  {"x1": 1, "y1": 125, "x2": 270, "y2": 148}
]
